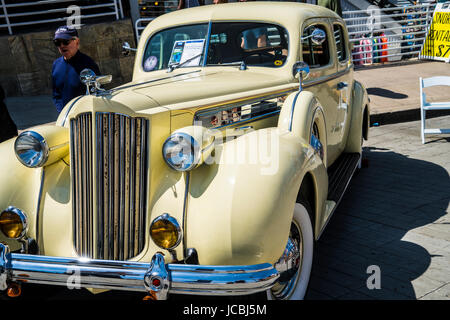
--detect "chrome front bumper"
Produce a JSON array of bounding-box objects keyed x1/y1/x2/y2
[{"x1": 0, "y1": 243, "x2": 279, "y2": 299}]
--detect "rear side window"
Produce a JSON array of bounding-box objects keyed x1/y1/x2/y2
[
  {"x1": 207, "y1": 22, "x2": 289, "y2": 68},
  {"x1": 333, "y1": 24, "x2": 348, "y2": 62},
  {"x1": 301, "y1": 24, "x2": 330, "y2": 68}
]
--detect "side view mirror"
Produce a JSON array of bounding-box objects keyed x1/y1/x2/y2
[
  {"x1": 80, "y1": 69, "x2": 112, "y2": 95},
  {"x1": 122, "y1": 41, "x2": 137, "y2": 56},
  {"x1": 292, "y1": 61, "x2": 310, "y2": 92}
]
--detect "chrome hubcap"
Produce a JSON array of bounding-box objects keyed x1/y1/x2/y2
[
  {"x1": 271, "y1": 220, "x2": 303, "y2": 299},
  {"x1": 310, "y1": 122, "x2": 324, "y2": 160}
]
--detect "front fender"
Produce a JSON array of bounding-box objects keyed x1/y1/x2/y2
[
  {"x1": 0, "y1": 139, "x2": 42, "y2": 251},
  {"x1": 185, "y1": 128, "x2": 325, "y2": 266},
  {"x1": 278, "y1": 90, "x2": 328, "y2": 167}
]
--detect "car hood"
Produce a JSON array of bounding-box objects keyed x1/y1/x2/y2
[
  {"x1": 56, "y1": 68, "x2": 295, "y2": 128},
  {"x1": 109, "y1": 67, "x2": 294, "y2": 113}
]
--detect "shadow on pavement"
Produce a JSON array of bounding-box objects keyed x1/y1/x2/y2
[
  {"x1": 367, "y1": 87, "x2": 408, "y2": 99},
  {"x1": 307, "y1": 146, "x2": 449, "y2": 300}
]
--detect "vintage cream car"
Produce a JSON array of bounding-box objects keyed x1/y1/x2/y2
[{"x1": 0, "y1": 2, "x2": 369, "y2": 300}]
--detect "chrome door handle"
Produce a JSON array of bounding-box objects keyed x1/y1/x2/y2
[
  {"x1": 337, "y1": 82, "x2": 348, "y2": 90},
  {"x1": 234, "y1": 126, "x2": 253, "y2": 131}
]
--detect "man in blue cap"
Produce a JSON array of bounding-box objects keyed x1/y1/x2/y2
[{"x1": 51, "y1": 25, "x2": 100, "y2": 113}]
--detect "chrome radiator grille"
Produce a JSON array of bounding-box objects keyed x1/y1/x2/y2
[{"x1": 70, "y1": 112, "x2": 149, "y2": 260}]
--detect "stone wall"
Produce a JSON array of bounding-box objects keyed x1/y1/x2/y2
[{"x1": 0, "y1": 19, "x2": 136, "y2": 97}]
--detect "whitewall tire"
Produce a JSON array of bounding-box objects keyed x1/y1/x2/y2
[{"x1": 267, "y1": 202, "x2": 314, "y2": 300}]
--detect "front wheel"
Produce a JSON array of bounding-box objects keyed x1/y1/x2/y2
[{"x1": 267, "y1": 202, "x2": 314, "y2": 300}]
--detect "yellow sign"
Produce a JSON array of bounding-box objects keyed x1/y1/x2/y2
[{"x1": 420, "y1": 2, "x2": 450, "y2": 62}]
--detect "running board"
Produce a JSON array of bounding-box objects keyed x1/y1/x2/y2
[
  {"x1": 327, "y1": 153, "x2": 361, "y2": 203},
  {"x1": 316, "y1": 153, "x2": 361, "y2": 240}
]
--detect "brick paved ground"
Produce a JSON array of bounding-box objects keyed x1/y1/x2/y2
[{"x1": 306, "y1": 115, "x2": 450, "y2": 300}]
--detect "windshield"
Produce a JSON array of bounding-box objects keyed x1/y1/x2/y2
[{"x1": 142, "y1": 22, "x2": 289, "y2": 72}]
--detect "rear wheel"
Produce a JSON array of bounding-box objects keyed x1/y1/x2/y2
[{"x1": 267, "y1": 201, "x2": 314, "y2": 300}]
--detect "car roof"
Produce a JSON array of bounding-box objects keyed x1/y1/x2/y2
[{"x1": 141, "y1": 2, "x2": 340, "y2": 39}]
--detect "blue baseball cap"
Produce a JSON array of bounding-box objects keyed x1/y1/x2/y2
[{"x1": 54, "y1": 26, "x2": 78, "y2": 40}]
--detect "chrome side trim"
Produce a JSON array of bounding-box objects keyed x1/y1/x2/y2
[
  {"x1": 111, "y1": 70, "x2": 202, "y2": 92},
  {"x1": 62, "y1": 95, "x2": 84, "y2": 127},
  {"x1": 215, "y1": 109, "x2": 281, "y2": 130},
  {"x1": 182, "y1": 172, "x2": 190, "y2": 260},
  {"x1": 35, "y1": 168, "x2": 45, "y2": 254},
  {"x1": 302, "y1": 65, "x2": 352, "y2": 89},
  {"x1": 48, "y1": 141, "x2": 69, "y2": 152},
  {"x1": 288, "y1": 91, "x2": 301, "y2": 132},
  {"x1": 0, "y1": 244, "x2": 279, "y2": 298}
]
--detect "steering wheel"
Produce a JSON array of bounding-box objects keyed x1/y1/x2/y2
[
  {"x1": 243, "y1": 51, "x2": 276, "y2": 65},
  {"x1": 242, "y1": 46, "x2": 285, "y2": 64}
]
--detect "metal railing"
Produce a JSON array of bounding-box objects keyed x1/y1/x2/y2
[
  {"x1": 343, "y1": 3, "x2": 436, "y2": 65},
  {"x1": 138, "y1": 0, "x2": 178, "y2": 17},
  {"x1": 135, "y1": 17, "x2": 153, "y2": 42},
  {"x1": 0, "y1": 0, "x2": 123, "y2": 35}
]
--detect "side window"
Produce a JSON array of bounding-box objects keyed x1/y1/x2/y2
[
  {"x1": 333, "y1": 24, "x2": 348, "y2": 62},
  {"x1": 207, "y1": 22, "x2": 288, "y2": 67},
  {"x1": 301, "y1": 24, "x2": 330, "y2": 68}
]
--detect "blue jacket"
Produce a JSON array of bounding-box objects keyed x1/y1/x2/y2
[{"x1": 52, "y1": 51, "x2": 100, "y2": 112}]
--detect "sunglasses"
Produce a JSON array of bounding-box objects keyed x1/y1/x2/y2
[{"x1": 53, "y1": 38, "x2": 75, "y2": 47}]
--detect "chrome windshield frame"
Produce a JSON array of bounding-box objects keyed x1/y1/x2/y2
[{"x1": 202, "y1": 20, "x2": 213, "y2": 67}]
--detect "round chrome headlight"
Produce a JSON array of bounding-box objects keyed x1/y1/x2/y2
[
  {"x1": 162, "y1": 132, "x2": 200, "y2": 171},
  {"x1": 0, "y1": 207, "x2": 28, "y2": 240},
  {"x1": 150, "y1": 214, "x2": 182, "y2": 250},
  {"x1": 14, "y1": 131, "x2": 49, "y2": 168}
]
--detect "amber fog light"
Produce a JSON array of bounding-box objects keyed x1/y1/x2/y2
[
  {"x1": 0, "y1": 207, "x2": 28, "y2": 239},
  {"x1": 150, "y1": 214, "x2": 181, "y2": 250}
]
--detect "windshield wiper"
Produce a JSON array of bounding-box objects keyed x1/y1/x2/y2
[
  {"x1": 207, "y1": 61, "x2": 247, "y2": 70},
  {"x1": 167, "y1": 53, "x2": 204, "y2": 73}
]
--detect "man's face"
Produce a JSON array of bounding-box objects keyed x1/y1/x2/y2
[{"x1": 56, "y1": 37, "x2": 80, "y2": 60}]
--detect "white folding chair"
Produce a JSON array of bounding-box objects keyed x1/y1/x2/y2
[{"x1": 420, "y1": 76, "x2": 450, "y2": 144}]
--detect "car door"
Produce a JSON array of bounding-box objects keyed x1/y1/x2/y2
[
  {"x1": 331, "y1": 20, "x2": 353, "y2": 153},
  {"x1": 300, "y1": 19, "x2": 341, "y2": 166}
]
